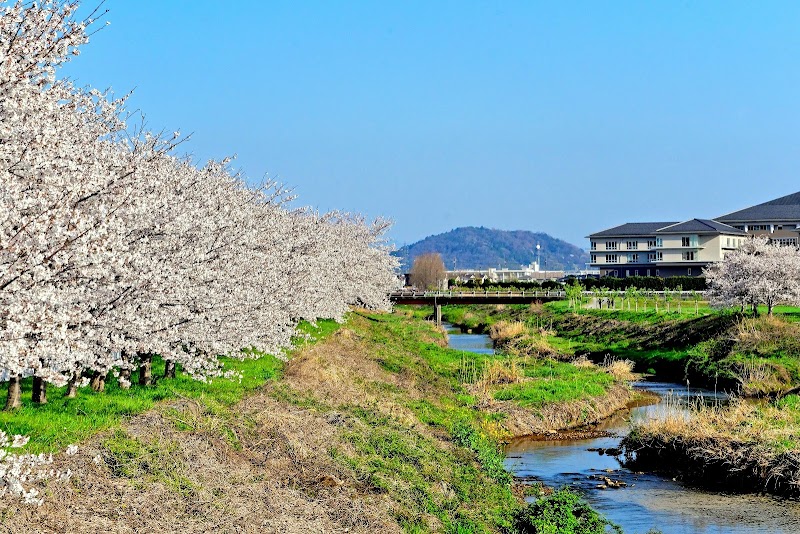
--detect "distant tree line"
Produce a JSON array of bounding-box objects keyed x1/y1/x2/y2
[
  {"x1": 449, "y1": 279, "x2": 564, "y2": 290},
  {"x1": 449, "y1": 276, "x2": 706, "y2": 291},
  {"x1": 570, "y1": 276, "x2": 707, "y2": 291}
]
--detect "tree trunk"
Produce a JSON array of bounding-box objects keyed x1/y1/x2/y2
[
  {"x1": 139, "y1": 353, "x2": 153, "y2": 386},
  {"x1": 66, "y1": 374, "x2": 79, "y2": 398},
  {"x1": 164, "y1": 360, "x2": 176, "y2": 379},
  {"x1": 5, "y1": 375, "x2": 21, "y2": 410},
  {"x1": 752, "y1": 303, "x2": 760, "y2": 317},
  {"x1": 119, "y1": 368, "x2": 132, "y2": 389},
  {"x1": 91, "y1": 372, "x2": 106, "y2": 392},
  {"x1": 32, "y1": 376, "x2": 47, "y2": 404}
]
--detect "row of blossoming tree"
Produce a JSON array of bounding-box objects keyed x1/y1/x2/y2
[
  {"x1": 0, "y1": 1, "x2": 398, "y2": 502},
  {"x1": 704, "y1": 236, "x2": 800, "y2": 316}
]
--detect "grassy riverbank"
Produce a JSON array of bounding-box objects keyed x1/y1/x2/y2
[
  {"x1": 1, "y1": 310, "x2": 623, "y2": 533},
  {"x1": 396, "y1": 306, "x2": 636, "y2": 434},
  {"x1": 623, "y1": 395, "x2": 800, "y2": 497},
  {"x1": 439, "y1": 301, "x2": 800, "y2": 499},
  {"x1": 440, "y1": 302, "x2": 800, "y2": 396}
]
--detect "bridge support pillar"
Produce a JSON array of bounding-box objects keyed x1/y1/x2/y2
[{"x1": 434, "y1": 304, "x2": 442, "y2": 327}]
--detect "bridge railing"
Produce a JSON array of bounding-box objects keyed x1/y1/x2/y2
[{"x1": 389, "y1": 290, "x2": 567, "y2": 299}]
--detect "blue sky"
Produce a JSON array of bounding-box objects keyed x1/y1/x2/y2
[{"x1": 62, "y1": 1, "x2": 800, "y2": 249}]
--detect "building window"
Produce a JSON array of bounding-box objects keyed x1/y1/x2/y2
[
  {"x1": 647, "y1": 239, "x2": 656, "y2": 248},
  {"x1": 688, "y1": 268, "x2": 692, "y2": 276},
  {"x1": 656, "y1": 238, "x2": 663, "y2": 248},
  {"x1": 656, "y1": 252, "x2": 663, "y2": 261},
  {"x1": 648, "y1": 252, "x2": 656, "y2": 262},
  {"x1": 591, "y1": 254, "x2": 597, "y2": 263},
  {"x1": 607, "y1": 241, "x2": 618, "y2": 251},
  {"x1": 750, "y1": 225, "x2": 770, "y2": 231},
  {"x1": 775, "y1": 238, "x2": 798, "y2": 247},
  {"x1": 590, "y1": 241, "x2": 597, "y2": 250},
  {"x1": 635, "y1": 270, "x2": 639, "y2": 276},
  {"x1": 606, "y1": 254, "x2": 618, "y2": 263},
  {"x1": 681, "y1": 235, "x2": 699, "y2": 247},
  {"x1": 656, "y1": 269, "x2": 660, "y2": 276},
  {"x1": 626, "y1": 270, "x2": 630, "y2": 277},
  {"x1": 627, "y1": 253, "x2": 639, "y2": 263},
  {"x1": 626, "y1": 241, "x2": 638, "y2": 250},
  {"x1": 647, "y1": 269, "x2": 651, "y2": 276},
  {"x1": 682, "y1": 251, "x2": 695, "y2": 261}
]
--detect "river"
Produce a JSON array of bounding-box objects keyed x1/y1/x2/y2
[{"x1": 444, "y1": 324, "x2": 800, "y2": 534}]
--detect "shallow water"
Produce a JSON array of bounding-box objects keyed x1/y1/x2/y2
[
  {"x1": 445, "y1": 324, "x2": 800, "y2": 534},
  {"x1": 445, "y1": 324, "x2": 495, "y2": 354}
]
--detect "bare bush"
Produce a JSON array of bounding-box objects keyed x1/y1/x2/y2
[{"x1": 409, "y1": 253, "x2": 446, "y2": 290}]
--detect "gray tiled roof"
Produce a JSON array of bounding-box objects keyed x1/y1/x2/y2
[
  {"x1": 588, "y1": 222, "x2": 677, "y2": 238},
  {"x1": 716, "y1": 191, "x2": 800, "y2": 222},
  {"x1": 656, "y1": 219, "x2": 747, "y2": 235}
]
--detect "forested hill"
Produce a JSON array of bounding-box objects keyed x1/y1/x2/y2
[{"x1": 395, "y1": 227, "x2": 590, "y2": 271}]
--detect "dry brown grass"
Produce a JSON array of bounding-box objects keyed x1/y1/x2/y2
[
  {"x1": 3, "y1": 393, "x2": 400, "y2": 534},
  {"x1": 630, "y1": 395, "x2": 797, "y2": 445},
  {"x1": 511, "y1": 335, "x2": 557, "y2": 357},
  {"x1": 476, "y1": 360, "x2": 524, "y2": 392},
  {"x1": 623, "y1": 396, "x2": 800, "y2": 496},
  {"x1": 487, "y1": 319, "x2": 558, "y2": 358},
  {"x1": 2, "y1": 324, "x2": 436, "y2": 534},
  {"x1": 732, "y1": 359, "x2": 790, "y2": 397},
  {"x1": 601, "y1": 356, "x2": 637, "y2": 381},
  {"x1": 284, "y1": 328, "x2": 426, "y2": 431},
  {"x1": 571, "y1": 356, "x2": 596, "y2": 369},
  {"x1": 734, "y1": 315, "x2": 800, "y2": 355},
  {"x1": 488, "y1": 320, "x2": 527, "y2": 343}
]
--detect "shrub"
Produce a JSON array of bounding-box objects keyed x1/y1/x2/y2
[{"x1": 514, "y1": 488, "x2": 621, "y2": 534}]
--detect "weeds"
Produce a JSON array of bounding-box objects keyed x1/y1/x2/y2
[{"x1": 514, "y1": 488, "x2": 621, "y2": 534}]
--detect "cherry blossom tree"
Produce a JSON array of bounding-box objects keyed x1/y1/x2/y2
[
  {"x1": 0, "y1": 0, "x2": 398, "y2": 434},
  {"x1": 704, "y1": 236, "x2": 800, "y2": 316}
]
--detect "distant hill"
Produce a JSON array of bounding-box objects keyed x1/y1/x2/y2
[{"x1": 395, "y1": 227, "x2": 590, "y2": 272}]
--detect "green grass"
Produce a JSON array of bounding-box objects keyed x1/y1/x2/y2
[
  {"x1": 493, "y1": 361, "x2": 614, "y2": 407},
  {"x1": 101, "y1": 429, "x2": 196, "y2": 496},
  {"x1": 332, "y1": 406, "x2": 517, "y2": 533},
  {"x1": 262, "y1": 312, "x2": 525, "y2": 532},
  {"x1": 378, "y1": 310, "x2": 617, "y2": 409},
  {"x1": 546, "y1": 299, "x2": 721, "y2": 323},
  {"x1": 437, "y1": 301, "x2": 800, "y2": 396},
  {"x1": 333, "y1": 311, "x2": 623, "y2": 533},
  {"x1": 0, "y1": 320, "x2": 339, "y2": 454}
]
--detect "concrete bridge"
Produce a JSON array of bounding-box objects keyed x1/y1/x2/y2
[{"x1": 389, "y1": 290, "x2": 566, "y2": 325}]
